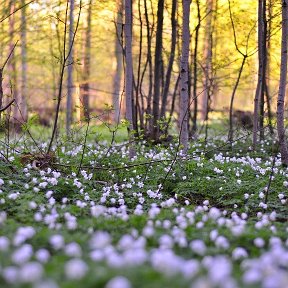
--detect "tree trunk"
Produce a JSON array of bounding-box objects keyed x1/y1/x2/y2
[
  {"x1": 135, "y1": 0, "x2": 144, "y2": 132},
  {"x1": 179, "y1": 0, "x2": 191, "y2": 153},
  {"x1": 80, "y1": 0, "x2": 92, "y2": 122},
  {"x1": 192, "y1": 0, "x2": 201, "y2": 135},
  {"x1": 66, "y1": 0, "x2": 74, "y2": 134},
  {"x1": 8, "y1": 1, "x2": 17, "y2": 124},
  {"x1": 202, "y1": 0, "x2": 213, "y2": 121},
  {"x1": 265, "y1": 0, "x2": 274, "y2": 135},
  {"x1": 277, "y1": 0, "x2": 288, "y2": 166},
  {"x1": 20, "y1": 0, "x2": 28, "y2": 123},
  {"x1": 259, "y1": 0, "x2": 267, "y2": 140},
  {"x1": 112, "y1": 0, "x2": 123, "y2": 125},
  {"x1": 124, "y1": 0, "x2": 135, "y2": 157},
  {"x1": 160, "y1": 0, "x2": 177, "y2": 120},
  {"x1": 253, "y1": 0, "x2": 264, "y2": 148},
  {"x1": 143, "y1": 0, "x2": 154, "y2": 136},
  {"x1": 152, "y1": 0, "x2": 164, "y2": 141}
]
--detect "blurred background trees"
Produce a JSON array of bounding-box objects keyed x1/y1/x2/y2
[{"x1": 0, "y1": 0, "x2": 284, "y2": 143}]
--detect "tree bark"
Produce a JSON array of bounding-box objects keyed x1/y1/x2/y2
[
  {"x1": 192, "y1": 0, "x2": 201, "y2": 135},
  {"x1": 80, "y1": 0, "x2": 92, "y2": 122},
  {"x1": 66, "y1": 0, "x2": 74, "y2": 134},
  {"x1": 124, "y1": 0, "x2": 135, "y2": 157},
  {"x1": 179, "y1": 0, "x2": 191, "y2": 153},
  {"x1": 8, "y1": 1, "x2": 17, "y2": 124},
  {"x1": 253, "y1": 0, "x2": 264, "y2": 148},
  {"x1": 143, "y1": 0, "x2": 154, "y2": 137},
  {"x1": 20, "y1": 0, "x2": 28, "y2": 123},
  {"x1": 112, "y1": 0, "x2": 123, "y2": 125},
  {"x1": 135, "y1": 0, "x2": 144, "y2": 132},
  {"x1": 259, "y1": 0, "x2": 267, "y2": 140},
  {"x1": 202, "y1": 0, "x2": 213, "y2": 121},
  {"x1": 265, "y1": 0, "x2": 274, "y2": 135},
  {"x1": 160, "y1": 0, "x2": 177, "y2": 120},
  {"x1": 277, "y1": 0, "x2": 288, "y2": 166},
  {"x1": 152, "y1": 0, "x2": 164, "y2": 141}
]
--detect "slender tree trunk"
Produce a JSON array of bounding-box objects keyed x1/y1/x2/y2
[
  {"x1": 152, "y1": 0, "x2": 164, "y2": 141},
  {"x1": 277, "y1": 0, "x2": 288, "y2": 165},
  {"x1": 202, "y1": 0, "x2": 213, "y2": 121},
  {"x1": 259, "y1": 0, "x2": 267, "y2": 140},
  {"x1": 179, "y1": 0, "x2": 191, "y2": 153},
  {"x1": 266, "y1": 0, "x2": 274, "y2": 135},
  {"x1": 143, "y1": 0, "x2": 153, "y2": 136},
  {"x1": 8, "y1": 1, "x2": 17, "y2": 124},
  {"x1": 124, "y1": 0, "x2": 135, "y2": 157},
  {"x1": 253, "y1": 0, "x2": 264, "y2": 148},
  {"x1": 66, "y1": 0, "x2": 74, "y2": 134},
  {"x1": 80, "y1": 0, "x2": 92, "y2": 122},
  {"x1": 135, "y1": 0, "x2": 144, "y2": 132},
  {"x1": 211, "y1": 0, "x2": 218, "y2": 109},
  {"x1": 160, "y1": 0, "x2": 177, "y2": 120},
  {"x1": 265, "y1": 82, "x2": 273, "y2": 134},
  {"x1": 20, "y1": 0, "x2": 28, "y2": 123},
  {"x1": 192, "y1": 0, "x2": 201, "y2": 135},
  {"x1": 112, "y1": 0, "x2": 123, "y2": 125}
]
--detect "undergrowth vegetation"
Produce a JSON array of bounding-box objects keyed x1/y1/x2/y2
[{"x1": 0, "y1": 127, "x2": 288, "y2": 288}]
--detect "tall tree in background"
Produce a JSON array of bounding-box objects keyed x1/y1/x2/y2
[
  {"x1": 277, "y1": 0, "x2": 288, "y2": 165},
  {"x1": 152, "y1": 0, "x2": 164, "y2": 141},
  {"x1": 259, "y1": 0, "x2": 267, "y2": 139},
  {"x1": 80, "y1": 0, "x2": 92, "y2": 122},
  {"x1": 8, "y1": 1, "x2": 17, "y2": 122},
  {"x1": 253, "y1": 0, "x2": 265, "y2": 147},
  {"x1": 20, "y1": 0, "x2": 28, "y2": 123},
  {"x1": 66, "y1": 0, "x2": 74, "y2": 134},
  {"x1": 112, "y1": 0, "x2": 123, "y2": 125},
  {"x1": 124, "y1": 0, "x2": 135, "y2": 157},
  {"x1": 265, "y1": 0, "x2": 273, "y2": 135},
  {"x1": 160, "y1": 0, "x2": 177, "y2": 120},
  {"x1": 179, "y1": 0, "x2": 191, "y2": 153},
  {"x1": 143, "y1": 0, "x2": 154, "y2": 136},
  {"x1": 191, "y1": 0, "x2": 201, "y2": 135},
  {"x1": 201, "y1": 0, "x2": 213, "y2": 121},
  {"x1": 134, "y1": 0, "x2": 144, "y2": 133}
]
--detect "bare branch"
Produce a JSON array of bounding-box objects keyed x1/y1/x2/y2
[{"x1": 0, "y1": 0, "x2": 35, "y2": 23}]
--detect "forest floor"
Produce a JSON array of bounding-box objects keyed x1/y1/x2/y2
[{"x1": 0, "y1": 124, "x2": 288, "y2": 288}]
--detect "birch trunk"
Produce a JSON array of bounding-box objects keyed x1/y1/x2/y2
[
  {"x1": 80, "y1": 0, "x2": 92, "y2": 122},
  {"x1": 20, "y1": 0, "x2": 28, "y2": 123},
  {"x1": 202, "y1": 0, "x2": 213, "y2": 121},
  {"x1": 66, "y1": 0, "x2": 74, "y2": 135},
  {"x1": 259, "y1": 0, "x2": 267, "y2": 140},
  {"x1": 112, "y1": 0, "x2": 123, "y2": 125},
  {"x1": 253, "y1": 0, "x2": 264, "y2": 148},
  {"x1": 277, "y1": 0, "x2": 288, "y2": 165},
  {"x1": 124, "y1": 0, "x2": 135, "y2": 157},
  {"x1": 8, "y1": 1, "x2": 17, "y2": 123},
  {"x1": 160, "y1": 0, "x2": 177, "y2": 119},
  {"x1": 179, "y1": 0, "x2": 191, "y2": 154}
]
